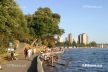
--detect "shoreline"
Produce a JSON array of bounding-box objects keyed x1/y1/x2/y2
[{"x1": 37, "y1": 51, "x2": 64, "y2": 72}]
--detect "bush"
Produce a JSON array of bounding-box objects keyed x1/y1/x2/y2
[{"x1": 0, "y1": 47, "x2": 6, "y2": 54}]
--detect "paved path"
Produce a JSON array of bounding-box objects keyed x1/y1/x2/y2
[{"x1": 0, "y1": 55, "x2": 38, "y2": 72}]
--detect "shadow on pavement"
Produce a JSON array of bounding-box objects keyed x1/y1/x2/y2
[{"x1": 27, "y1": 56, "x2": 38, "y2": 72}]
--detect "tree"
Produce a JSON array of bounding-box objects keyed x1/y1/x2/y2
[
  {"x1": 72, "y1": 40, "x2": 77, "y2": 47},
  {"x1": 0, "y1": 1, "x2": 64, "y2": 48},
  {"x1": 27, "y1": 7, "x2": 64, "y2": 47},
  {"x1": 77, "y1": 43, "x2": 86, "y2": 47},
  {"x1": 0, "y1": 0, "x2": 29, "y2": 47},
  {"x1": 29, "y1": 7, "x2": 64, "y2": 37},
  {"x1": 88, "y1": 41, "x2": 97, "y2": 47},
  {"x1": 64, "y1": 40, "x2": 70, "y2": 48}
]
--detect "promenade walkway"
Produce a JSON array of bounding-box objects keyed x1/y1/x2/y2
[{"x1": 0, "y1": 55, "x2": 38, "y2": 72}]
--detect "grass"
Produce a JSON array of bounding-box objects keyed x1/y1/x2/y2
[{"x1": 0, "y1": 53, "x2": 8, "y2": 64}]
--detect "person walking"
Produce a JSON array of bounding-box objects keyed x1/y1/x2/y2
[
  {"x1": 24, "y1": 48, "x2": 28, "y2": 60},
  {"x1": 10, "y1": 51, "x2": 14, "y2": 60},
  {"x1": 27, "y1": 48, "x2": 32, "y2": 60}
]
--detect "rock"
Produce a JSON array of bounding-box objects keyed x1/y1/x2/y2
[{"x1": 56, "y1": 59, "x2": 67, "y2": 66}]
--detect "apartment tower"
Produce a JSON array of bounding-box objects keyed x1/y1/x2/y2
[{"x1": 78, "y1": 33, "x2": 88, "y2": 45}]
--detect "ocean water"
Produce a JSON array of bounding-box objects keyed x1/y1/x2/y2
[{"x1": 54, "y1": 48, "x2": 108, "y2": 72}]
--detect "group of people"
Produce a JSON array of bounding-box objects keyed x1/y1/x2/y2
[
  {"x1": 8, "y1": 47, "x2": 35, "y2": 61},
  {"x1": 39, "y1": 47, "x2": 59, "y2": 66},
  {"x1": 39, "y1": 52, "x2": 58, "y2": 66},
  {"x1": 24, "y1": 48, "x2": 32, "y2": 60}
]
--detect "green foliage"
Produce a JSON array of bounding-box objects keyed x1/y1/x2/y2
[
  {"x1": 75, "y1": 41, "x2": 97, "y2": 47},
  {"x1": 88, "y1": 41, "x2": 97, "y2": 47},
  {"x1": 64, "y1": 40, "x2": 70, "y2": 47},
  {"x1": 77, "y1": 43, "x2": 86, "y2": 47},
  {"x1": 26, "y1": 7, "x2": 64, "y2": 47},
  {"x1": 0, "y1": 0, "x2": 29, "y2": 40},
  {"x1": 47, "y1": 37, "x2": 55, "y2": 48},
  {"x1": 42, "y1": 39, "x2": 48, "y2": 46},
  {"x1": 0, "y1": 0, "x2": 30, "y2": 54},
  {"x1": 57, "y1": 42, "x2": 63, "y2": 46},
  {"x1": 28, "y1": 7, "x2": 64, "y2": 37},
  {"x1": 0, "y1": 47, "x2": 6, "y2": 54},
  {"x1": 0, "y1": 0, "x2": 64, "y2": 50},
  {"x1": 72, "y1": 41, "x2": 77, "y2": 47}
]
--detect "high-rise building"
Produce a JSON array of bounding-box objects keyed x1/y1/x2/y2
[
  {"x1": 78, "y1": 34, "x2": 82, "y2": 44},
  {"x1": 58, "y1": 36, "x2": 64, "y2": 42},
  {"x1": 78, "y1": 33, "x2": 88, "y2": 45},
  {"x1": 82, "y1": 33, "x2": 88, "y2": 44},
  {"x1": 68, "y1": 33, "x2": 74, "y2": 44}
]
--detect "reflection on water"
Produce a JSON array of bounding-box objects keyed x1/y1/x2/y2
[{"x1": 55, "y1": 48, "x2": 108, "y2": 72}]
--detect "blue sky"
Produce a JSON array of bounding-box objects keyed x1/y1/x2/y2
[{"x1": 16, "y1": 0, "x2": 108, "y2": 43}]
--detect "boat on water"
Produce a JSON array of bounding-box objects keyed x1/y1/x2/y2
[{"x1": 101, "y1": 43, "x2": 103, "y2": 48}]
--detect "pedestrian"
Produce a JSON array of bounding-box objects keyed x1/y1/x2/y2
[
  {"x1": 24, "y1": 48, "x2": 28, "y2": 60},
  {"x1": 10, "y1": 51, "x2": 14, "y2": 60},
  {"x1": 27, "y1": 48, "x2": 32, "y2": 60}
]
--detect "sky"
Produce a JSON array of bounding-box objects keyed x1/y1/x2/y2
[{"x1": 16, "y1": 0, "x2": 108, "y2": 43}]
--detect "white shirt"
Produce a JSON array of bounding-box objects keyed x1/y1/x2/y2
[{"x1": 28, "y1": 49, "x2": 32, "y2": 56}]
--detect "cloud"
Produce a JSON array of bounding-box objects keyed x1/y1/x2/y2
[{"x1": 82, "y1": 5, "x2": 103, "y2": 9}]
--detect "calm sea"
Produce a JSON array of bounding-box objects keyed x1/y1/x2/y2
[{"x1": 54, "y1": 48, "x2": 108, "y2": 72}]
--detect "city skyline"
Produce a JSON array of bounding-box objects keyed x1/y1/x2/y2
[
  {"x1": 16, "y1": 0, "x2": 108, "y2": 43},
  {"x1": 61, "y1": 33, "x2": 89, "y2": 44}
]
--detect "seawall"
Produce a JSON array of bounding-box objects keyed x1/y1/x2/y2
[{"x1": 37, "y1": 51, "x2": 64, "y2": 72}]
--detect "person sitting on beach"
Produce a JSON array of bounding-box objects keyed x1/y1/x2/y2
[{"x1": 48, "y1": 48, "x2": 51, "y2": 52}]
